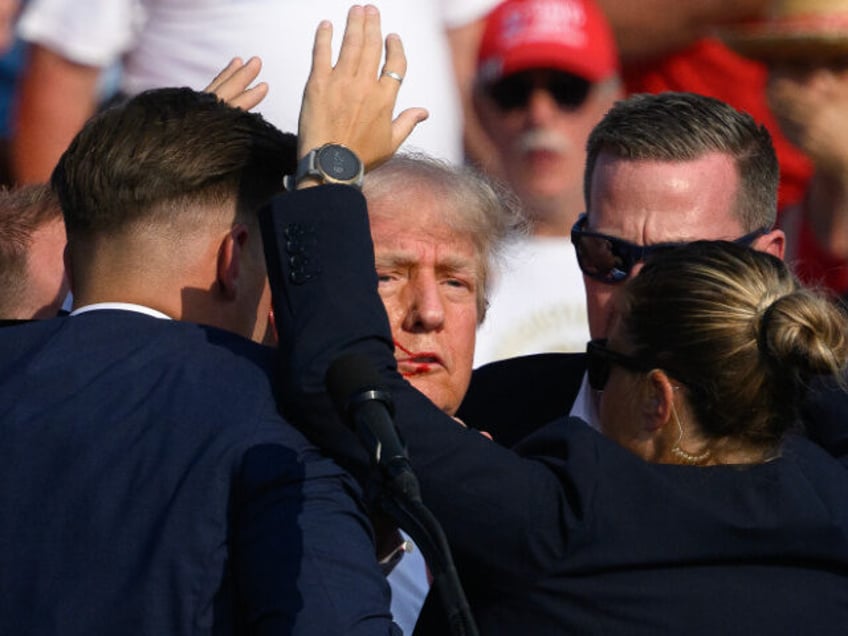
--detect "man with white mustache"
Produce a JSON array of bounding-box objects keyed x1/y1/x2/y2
[{"x1": 471, "y1": 0, "x2": 622, "y2": 366}]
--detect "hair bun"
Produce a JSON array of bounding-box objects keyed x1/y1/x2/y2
[{"x1": 757, "y1": 290, "x2": 848, "y2": 377}]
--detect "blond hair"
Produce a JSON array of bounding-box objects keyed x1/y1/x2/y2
[
  {"x1": 363, "y1": 153, "x2": 525, "y2": 321},
  {"x1": 620, "y1": 241, "x2": 848, "y2": 448}
]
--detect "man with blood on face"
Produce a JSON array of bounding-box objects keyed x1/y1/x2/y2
[{"x1": 363, "y1": 153, "x2": 519, "y2": 416}]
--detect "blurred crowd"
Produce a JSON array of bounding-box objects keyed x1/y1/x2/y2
[
  {"x1": 1, "y1": 1, "x2": 847, "y2": 635},
  {"x1": 2, "y1": 1, "x2": 847, "y2": 334}
]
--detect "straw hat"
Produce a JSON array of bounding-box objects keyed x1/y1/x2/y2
[{"x1": 720, "y1": 0, "x2": 848, "y2": 63}]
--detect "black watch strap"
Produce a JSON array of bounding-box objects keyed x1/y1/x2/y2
[{"x1": 285, "y1": 143, "x2": 364, "y2": 191}]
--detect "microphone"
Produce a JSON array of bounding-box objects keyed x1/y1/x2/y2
[
  {"x1": 327, "y1": 354, "x2": 479, "y2": 636},
  {"x1": 326, "y1": 354, "x2": 417, "y2": 492}
]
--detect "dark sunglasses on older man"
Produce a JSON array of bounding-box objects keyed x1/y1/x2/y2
[
  {"x1": 570, "y1": 213, "x2": 769, "y2": 284},
  {"x1": 586, "y1": 339, "x2": 658, "y2": 391},
  {"x1": 486, "y1": 70, "x2": 592, "y2": 111}
]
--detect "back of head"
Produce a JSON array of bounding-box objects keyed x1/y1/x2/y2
[
  {"x1": 0, "y1": 184, "x2": 63, "y2": 318},
  {"x1": 620, "y1": 241, "x2": 848, "y2": 449},
  {"x1": 584, "y1": 92, "x2": 779, "y2": 231},
  {"x1": 363, "y1": 152, "x2": 523, "y2": 318},
  {"x1": 52, "y1": 87, "x2": 296, "y2": 244}
]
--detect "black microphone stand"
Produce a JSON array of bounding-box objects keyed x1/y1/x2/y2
[
  {"x1": 377, "y1": 456, "x2": 478, "y2": 636},
  {"x1": 326, "y1": 354, "x2": 478, "y2": 636}
]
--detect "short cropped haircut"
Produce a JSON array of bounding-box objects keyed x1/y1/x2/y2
[
  {"x1": 0, "y1": 184, "x2": 61, "y2": 316},
  {"x1": 621, "y1": 241, "x2": 848, "y2": 450},
  {"x1": 585, "y1": 92, "x2": 779, "y2": 231},
  {"x1": 363, "y1": 153, "x2": 524, "y2": 321},
  {"x1": 52, "y1": 87, "x2": 296, "y2": 240}
]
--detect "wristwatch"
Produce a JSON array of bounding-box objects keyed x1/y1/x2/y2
[{"x1": 285, "y1": 143, "x2": 365, "y2": 190}]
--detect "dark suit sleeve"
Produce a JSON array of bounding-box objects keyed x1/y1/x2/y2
[
  {"x1": 801, "y1": 374, "x2": 848, "y2": 468},
  {"x1": 260, "y1": 186, "x2": 588, "y2": 586},
  {"x1": 458, "y1": 353, "x2": 587, "y2": 447},
  {"x1": 232, "y1": 437, "x2": 400, "y2": 635}
]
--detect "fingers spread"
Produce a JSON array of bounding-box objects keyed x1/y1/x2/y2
[
  {"x1": 298, "y1": 5, "x2": 427, "y2": 168},
  {"x1": 204, "y1": 56, "x2": 267, "y2": 110}
]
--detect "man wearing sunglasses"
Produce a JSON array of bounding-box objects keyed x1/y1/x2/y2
[
  {"x1": 470, "y1": 0, "x2": 623, "y2": 366},
  {"x1": 459, "y1": 90, "x2": 788, "y2": 441}
]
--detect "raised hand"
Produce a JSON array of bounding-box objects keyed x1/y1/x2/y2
[
  {"x1": 297, "y1": 4, "x2": 428, "y2": 169},
  {"x1": 204, "y1": 56, "x2": 269, "y2": 112}
]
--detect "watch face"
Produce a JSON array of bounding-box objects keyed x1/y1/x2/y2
[{"x1": 317, "y1": 145, "x2": 361, "y2": 181}]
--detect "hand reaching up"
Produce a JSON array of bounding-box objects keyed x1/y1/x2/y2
[
  {"x1": 297, "y1": 4, "x2": 429, "y2": 170},
  {"x1": 205, "y1": 56, "x2": 269, "y2": 112}
]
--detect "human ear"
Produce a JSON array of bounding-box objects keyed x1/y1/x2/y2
[
  {"x1": 642, "y1": 369, "x2": 675, "y2": 433},
  {"x1": 216, "y1": 224, "x2": 249, "y2": 300},
  {"x1": 754, "y1": 228, "x2": 785, "y2": 260}
]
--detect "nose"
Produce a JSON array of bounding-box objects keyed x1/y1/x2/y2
[
  {"x1": 401, "y1": 274, "x2": 445, "y2": 332},
  {"x1": 526, "y1": 87, "x2": 559, "y2": 126}
]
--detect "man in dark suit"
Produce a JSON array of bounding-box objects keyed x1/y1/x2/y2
[
  {"x1": 457, "y1": 92, "x2": 848, "y2": 455},
  {"x1": 457, "y1": 91, "x2": 790, "y2": 442},
  {"x1": 0, "y1": 81, "x2": 401, "y2": 633}
]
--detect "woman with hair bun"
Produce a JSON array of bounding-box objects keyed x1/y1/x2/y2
[{"x1": 593, "y1": 240, "x2": 848, "y2": 466}]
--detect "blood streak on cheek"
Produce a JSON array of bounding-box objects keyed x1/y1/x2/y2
[
  {"x1": 394, "y1": 339, "x2": 433, "y2": 376},
  {"x1": 394, "y1": 339, "x2": 414, "y2": 356}
]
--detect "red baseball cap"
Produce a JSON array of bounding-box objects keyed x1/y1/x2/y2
[{"x1": 477, "y1": 0, "x2": 619, "y2": 85}]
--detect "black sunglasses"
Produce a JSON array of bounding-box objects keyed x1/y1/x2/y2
[
  {"x1": 486, "y1": 70, "x2": 592, "y2": 111},
  {"x1": 571, "y1": 213, "x2": 769, "y2": 284},
  {"x1": 586, "y1": 338, "x2": 658, "y2": 391}
]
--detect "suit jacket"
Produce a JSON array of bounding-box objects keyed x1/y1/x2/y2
[
  {"x1": 0, "y1": 311, "x2": 399, "y2": 636},
  {"x1": 457, "y1": 352, "x2": 585, "y2": 447},
  {"x1": 801, "y1": 374, "x2": 848, "y2": 468},
  {"x1": 262, "y1": 185, "x2": 848, "y2": 635}
]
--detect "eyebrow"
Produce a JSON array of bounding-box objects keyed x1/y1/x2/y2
[{"x1": 374, "y1": 251, "x2": 480, "y2": 279}]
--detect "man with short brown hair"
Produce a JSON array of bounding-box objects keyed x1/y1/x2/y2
[{"x1": 0, "y1": 183, "x2": 67, "y2": 322}]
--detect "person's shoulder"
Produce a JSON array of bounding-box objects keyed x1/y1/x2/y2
[
  {"x1": 187, "y1": 321, "x2": 276, "y2": 371},
  {"x1": 69, "y1": 311, "x2": 275, "y2": 370},
  {"x1": 38, "y1": 312, "x2": 280, "y2": 415},
  {"x1": 147, "y1": 319, "x2": 280, "y2": 401},
  {"x1": 800, "y1": 374, "x2": 848, "y2": 463},
  {"x1": 98, "y1": 316, "x2": 314, "y2": 450},
  {"x1": 471, "y1": 352, "x2": 586, "y2": 385},
  {"x1": 0, "y1": 315, "x2": 65, "y2": 360},
  {"x1": 783, "y1": 432, "x2": 848, "y2": 476},
  {"x1": 458, "y1": 353, "x2": 586, "y2": 446}
]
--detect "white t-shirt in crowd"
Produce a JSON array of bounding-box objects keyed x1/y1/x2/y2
[
  {"x1": 474, "y1": 236, "x2": 591, "y2": 368},
  {"x1": 19, "y1": 0, "x2": 500, "y2": 163}
]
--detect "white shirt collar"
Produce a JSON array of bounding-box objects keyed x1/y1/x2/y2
[
  {"x1": 70, "y1": 302, "x2": 172, "y2": 320},
  {"x1": 569, "y1": 372, "x2": 601, "y2": 431}
]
